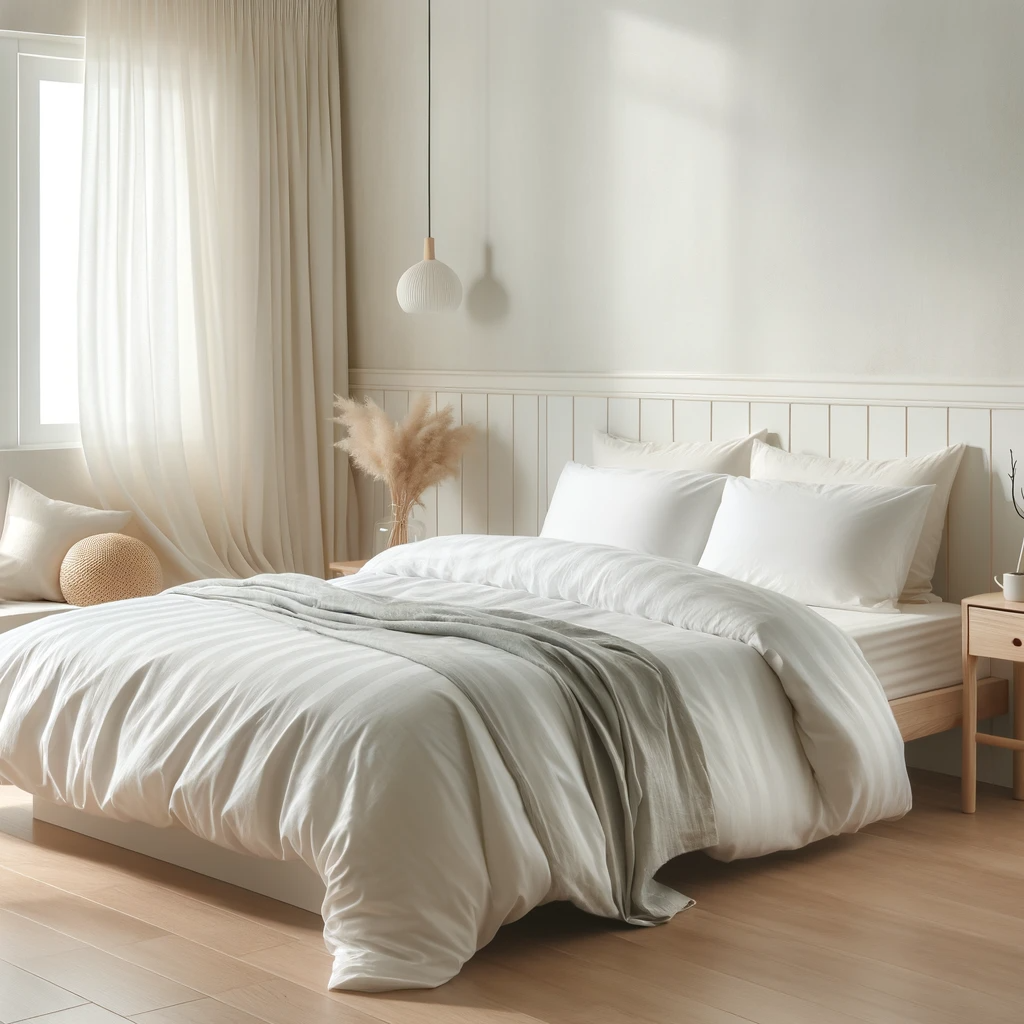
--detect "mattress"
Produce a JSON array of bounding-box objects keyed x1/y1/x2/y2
[{"x1": 811, "y1": 602, "x2": 963, "y2": 700}]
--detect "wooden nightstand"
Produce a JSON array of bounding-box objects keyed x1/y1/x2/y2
[
  {"x1": 329, "y1": 560, "x2": 368, "y2": 579},
  {"x1": 961, "y1": 593, "x2": 1024, "y2": 812}
]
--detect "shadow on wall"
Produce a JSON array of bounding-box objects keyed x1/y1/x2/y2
[{"x1": 465, "y1": 242, "x2": 510, "y2": 324}]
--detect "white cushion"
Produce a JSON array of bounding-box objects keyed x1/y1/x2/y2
[
  {"x1": 698, "y1": 477, "x2": 934, "y2": 612},
  {"x1": 541, "y1": 462, "x2": 727, "y2": 563},
  {"x1": 0, "y1": 479, "x2": 132, "y2": 603},
  {"x1": 592, "y1": 429, "x2": 768, "y2": 477},
  {"x1": 749, "y1": 440, "x2": 965, "y2": 603}
]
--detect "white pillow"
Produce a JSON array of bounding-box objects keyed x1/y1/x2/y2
[
  {"x1": 541, "y1": 462, "x2": 727, "y2": 564},
  {"x1": 0, "y1": 479, "x2": 132, "y2": 603},
  {"x1": 592, "y1": 429, "x2": 768, "y2": 476},
  {"x1": 698, "y1": 477, "x2": 934, "y2": 612},
  {"x1": 749, "y1": 440, "x2": 965, "y2": 603}
]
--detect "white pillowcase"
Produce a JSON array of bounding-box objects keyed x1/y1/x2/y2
[
  {"x1": 0, "y1": 479, "x2": 132, "y2": 603},
  {"x1": 541, "y1": 462, "x2": 727, "y2": 563},
  {"x1": 749, "y1": 440, "x2": 965, "y2": 603},
  {"x1": 592, "y1": 429, "x2": 768, "y2": 476},
  {"x1": 698, "y1": 477, "x2": 935, "y2": 612}
]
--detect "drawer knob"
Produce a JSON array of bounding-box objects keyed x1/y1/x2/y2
[{"x1": 1014, "y1": 638, "x2": 1022, "y2": 647}]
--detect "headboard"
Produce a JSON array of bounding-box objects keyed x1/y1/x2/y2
[{"x1": 349, "y1": 369, "x2": 1024, "y2": 606}]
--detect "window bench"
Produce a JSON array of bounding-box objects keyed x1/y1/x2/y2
[{"x1": 0, "y1": 602, "x2": 75, "y2": 634}]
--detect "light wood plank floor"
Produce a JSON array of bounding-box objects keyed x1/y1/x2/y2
[{"x1": 1, "y1": 770, "x2": 1022, "y2": 1024}]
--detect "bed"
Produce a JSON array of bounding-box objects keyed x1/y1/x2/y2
[
  {"x1": 33, "y1": 600, "x2": 988, "y2": 922},
  {"x1": 30, "y1": 598, "x2": 998, "y2": 941},
  {"x1": 0, "y1": 535, "x2": 943, "y2": 990}
]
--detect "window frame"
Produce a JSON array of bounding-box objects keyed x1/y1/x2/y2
[
  {"x1": 0, "y1": 31, "x2": 84, "y2": 450},
  {"x1": 0, "y1": 36, "x2": 18, "y2": 449}
]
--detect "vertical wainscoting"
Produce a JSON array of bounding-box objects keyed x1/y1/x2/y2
[
  {"x1": 348, "y1": 371, "x2": 1024, "y2": 786},
  {"x1": 349, "y1": 389, "x2": 799, "y2": 555},
  {"x1": 348, "y1": 374, "x2": 1023, "y2": 601}
]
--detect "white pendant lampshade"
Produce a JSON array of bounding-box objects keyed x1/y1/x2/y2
[
  {"x1": 397, "y1": 237, "x2": 462, "y2": 313},
  {"x1": 397, "y1": 0, "x2": 462, "y2": 313}
]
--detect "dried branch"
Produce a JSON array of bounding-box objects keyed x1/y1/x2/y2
[{"x1": 1010, "y1": 449, "x2": 1024, "y2": 523}]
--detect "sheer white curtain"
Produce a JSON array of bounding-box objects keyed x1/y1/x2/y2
[{"x1": 78, "y1": 0, "x2": 347, "y2": 581}]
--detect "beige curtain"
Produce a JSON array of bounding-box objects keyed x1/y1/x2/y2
[{"x1": 78, "y1": 0, "x2": 348, "y2": 581}]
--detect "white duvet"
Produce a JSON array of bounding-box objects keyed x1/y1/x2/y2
[{"x1": 0, "y1": 536, "x2": 911, "y2": 990}]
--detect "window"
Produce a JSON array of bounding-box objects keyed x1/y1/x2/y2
[{"x1": 0, "y1": 33, "x2": 84, "y2": 448}]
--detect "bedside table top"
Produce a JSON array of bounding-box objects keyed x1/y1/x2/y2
[
  {"x1": 962, "y1": 592, "x2": 1024, "y2": 612},
  {"x1": 329, "y1": 559, "x2": 368, "y2": 577}
]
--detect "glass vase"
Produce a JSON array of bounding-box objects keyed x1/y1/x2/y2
[{"x1": 373, "y1": 503, "x2": 426, "y2": 555}]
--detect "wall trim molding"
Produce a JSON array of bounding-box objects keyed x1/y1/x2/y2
[{"x1": 349, "y1": 369, "x2": 1024, "y2": 409}]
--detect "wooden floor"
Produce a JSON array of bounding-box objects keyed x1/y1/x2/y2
[{"x1": 1, "y1": 770, "x2": 1023, "y2": 1024}]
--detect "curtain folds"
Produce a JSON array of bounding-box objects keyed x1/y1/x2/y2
[{"x1": 78, "y1": 0, "x2": 347, "y2": 581}]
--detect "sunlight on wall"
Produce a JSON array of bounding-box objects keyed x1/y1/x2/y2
[
  {"x1": 342, "y1": 0, "x2": 1024, "y2": 380},
  {"x1": 607, "y1": 10, "x2": 735, "y2": 365}
]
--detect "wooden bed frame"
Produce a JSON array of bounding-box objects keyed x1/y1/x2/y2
[
  {"x1": 30, "y1": 677, "x2": 1001, "y2": 916},
  {"x1": 889, "y1": 675, "x2": 1007, "y2": 742}
]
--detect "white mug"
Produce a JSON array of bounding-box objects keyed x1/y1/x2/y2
[{"x1": 994, "y1": 573, "x2": 1024, "y2": 603}]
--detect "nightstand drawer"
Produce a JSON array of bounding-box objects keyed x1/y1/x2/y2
[{"x1": 968, "y1": 607, "x2": 1024, "y2": 658}]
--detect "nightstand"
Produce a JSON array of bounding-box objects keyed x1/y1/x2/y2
[
  {"x1": 329, "y1": 560, "x2": 368, "y2": 579},
  {"x1": 961, "y1": 593, "x2": 1024, "y2": 812}
]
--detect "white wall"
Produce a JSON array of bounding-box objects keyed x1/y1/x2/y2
[
  {"x1": 0, "y1": 1, "x2": 84, "y2": 36},
  {"x1": 341, "y1": 0, "x2": 1024, "y2": 380}
]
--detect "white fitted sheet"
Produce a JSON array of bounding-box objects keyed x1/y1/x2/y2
[{"x1": 811, "y1": 602, "x2": 963, "y2": 700}]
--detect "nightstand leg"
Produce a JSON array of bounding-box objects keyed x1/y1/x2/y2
[
  {"x1": 1014, "y1": 663, "x2": 1024, "y2": 801},
  {"x1": 962, "y1": 653, "x2": 978, "y2": 814}
]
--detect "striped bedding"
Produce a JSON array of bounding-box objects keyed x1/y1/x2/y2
[{"x1": 0, "y1": 535, "x2": 910, "y2": 991}]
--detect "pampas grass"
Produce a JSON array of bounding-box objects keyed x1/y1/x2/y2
[{"x1": 334, "y1": 394, "x2": 475, "y2": 547}]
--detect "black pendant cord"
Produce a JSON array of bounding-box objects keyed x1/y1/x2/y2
[{"x1": 427, "y1": 0, "x2": 432, "y2": 240}]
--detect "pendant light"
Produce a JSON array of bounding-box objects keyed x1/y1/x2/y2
[{"x1": 397, "y1": 0, "x2": 463, "y2": 313}]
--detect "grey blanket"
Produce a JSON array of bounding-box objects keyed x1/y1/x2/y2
[{"x1": 172, "y1": 573, "x2": 717, "y2": 924}]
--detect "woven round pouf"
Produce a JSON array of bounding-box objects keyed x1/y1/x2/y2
[{"x1": 60, "y1": 533, "x2": 163, "y2": 607}]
